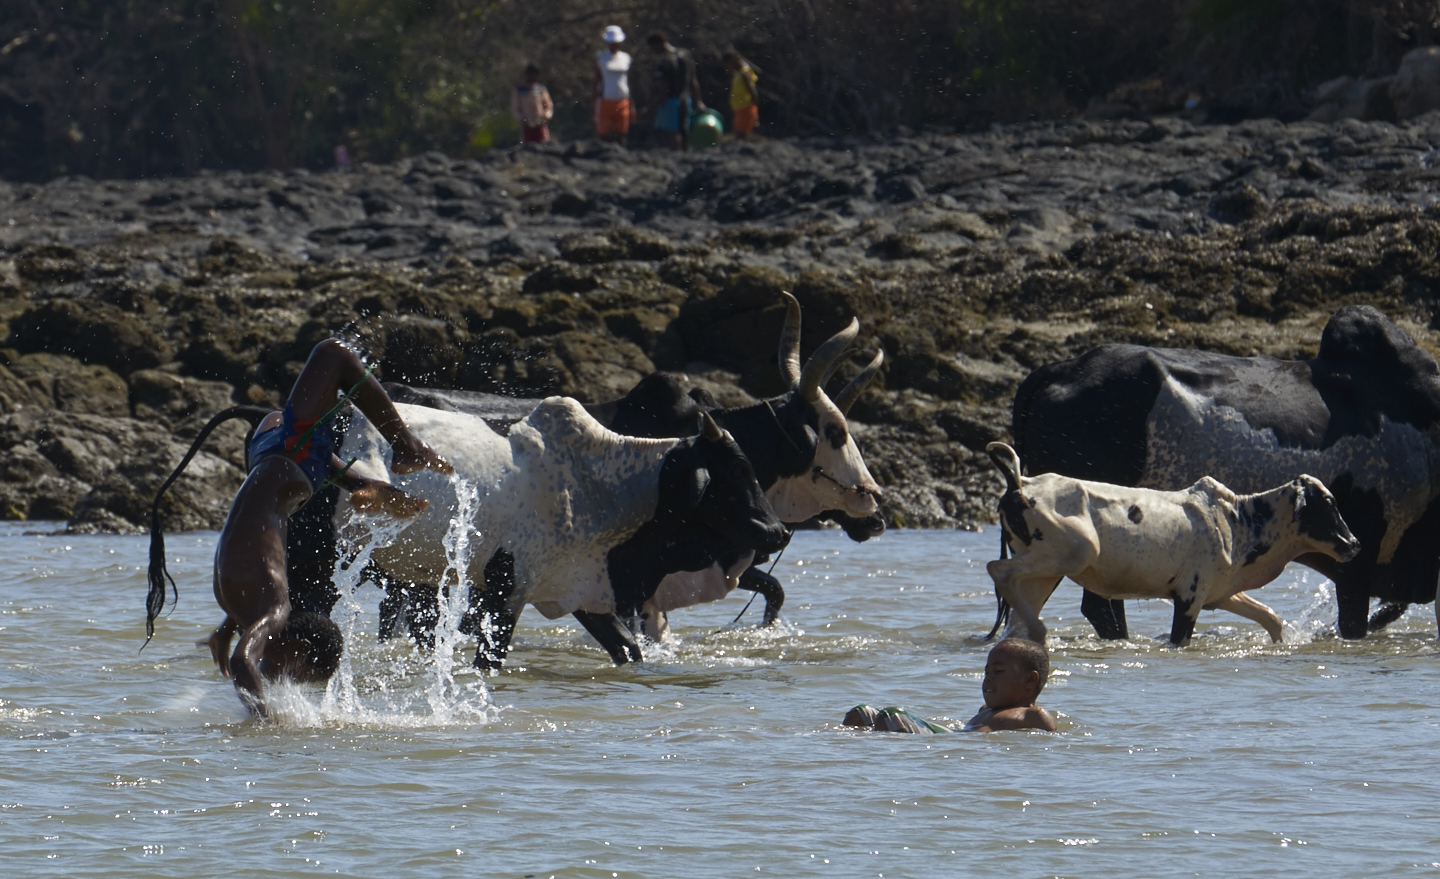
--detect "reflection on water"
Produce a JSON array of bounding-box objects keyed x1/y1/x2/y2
[{"x1": 1, "y1": 523, "x2": 1439, "y2": 876}]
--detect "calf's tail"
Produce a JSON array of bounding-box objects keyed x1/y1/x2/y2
[
  {"x1": 985, "y1": 442, "x2": 1023, "y2": 494},
  {"x1": 985, "y1": 528, "x2": 1011, "y2": 640},
  {"x1": 145, "y1": 405, "x2": 273, "y2": 647},
  {"x1": 983, "y1": 442, "x2": 1021, "y2": 641}
]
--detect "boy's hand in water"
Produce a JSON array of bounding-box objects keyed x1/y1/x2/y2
[{"x1": 347, "y1": 478, "x2": 430, "y2": 518}]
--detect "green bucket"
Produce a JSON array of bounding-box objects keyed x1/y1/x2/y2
[{"x1": 688, "y1": 107, "x2": 725, "y2": 149}]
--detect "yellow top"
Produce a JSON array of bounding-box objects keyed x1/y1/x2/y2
[{"x1": 729, "y1": 64, "x2": 758, "y2": 111}]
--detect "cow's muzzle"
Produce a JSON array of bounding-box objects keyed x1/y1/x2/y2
[
  {"x1": 812, "y1": 465, "x2": 882, "y2": 515},
  {"x1": 754, "y1": 520, "x2": 792, "y2": 553},
  {"x1": 1335, "y1": 535, "x2": 1362, "y2": 563}
]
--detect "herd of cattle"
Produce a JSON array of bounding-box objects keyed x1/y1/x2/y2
[{"x1": 149, "y1": 298, "x2": 1440, "y2": 669}]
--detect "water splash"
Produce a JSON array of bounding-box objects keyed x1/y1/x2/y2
[
  {"x1": 424, "y1": 476, "x2": 491, "y2": 722},
  {"x1": 321, "y1": 514, "x2": 414, "y2": 720},
  {"x1": 306, "y1": 484, "x2": 496, "y2": 728},
  {"x1": 1282, "y1": 570, "x2": 1337, "y2": 645}
]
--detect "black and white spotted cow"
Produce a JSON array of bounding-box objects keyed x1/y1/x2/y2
[
  {"x1": 985, "y1": 442, "x2": 1361, "y2": 645},
  {"x1": 339, "y1": 397, "x2": 789, "y2": 669},
  {"x1": 1011, "y1": 305, "x2": 1440, "y2": 639}
]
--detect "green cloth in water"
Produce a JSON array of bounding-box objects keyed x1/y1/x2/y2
[{"x1": 849, "y1": 704, "x2": 955, "y2": 734}]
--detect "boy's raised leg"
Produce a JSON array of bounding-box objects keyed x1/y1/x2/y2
[{"x1": 286, "y1": 339, "x2": 452, "y2": 476}]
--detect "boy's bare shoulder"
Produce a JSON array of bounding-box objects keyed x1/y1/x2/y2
[{"x1": 969, "y1": 704, "x2": 1057, "y2": 732}]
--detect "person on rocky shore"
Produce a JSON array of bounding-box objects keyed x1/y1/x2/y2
[
  {"x1": 723, "y1": 49, "x2": 760, "y2": 141},
  {"x1": 594, "y1": 25, "x2": 632, "y2": 144},
  {"x1": 511, "y1": 64, "x2": 554, "y2": 145},
  {"x1": 647, "y1": 31, "x2": 703, "y2": 150},
  {"x1": 205, "y1": 339, "x2": 453, "y2": 718}
]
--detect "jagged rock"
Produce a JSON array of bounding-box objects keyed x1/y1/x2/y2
[
  {"x1": 1391, "y1": 47, "x2": 1440, "y2": 119},
  {"x1": 8, "y1": 299, "x2": 172, "y2": 375},
  {"x1": 1210, "y1": 183, "x2": 1270, "y2": 223},
  {"x1": 1308, "y1": 76, "x2": 1395, "y2": 122},
  {"x1": 14, "y1": 244, "x2": 85, "y2": 283},
  {"x1": 0, "y1": 441, "x2": 58, "y2": 482},
  {"x1": 0, "y1": 409, "x2": 244, "y2": 530},
  {"x1": 559, "y1": 226, "x2": 677, "y2": 264},
  {"x1": 375, "y1": 314, "x2": 468, "y2": 387},
  {"x1": 0, "y1": 473, "x2": 91, "y2": 521},
  {"x1": 522, "y1": 262, "x2": 600, "y2": 294},
  {"x1": 4, "y1": 351, "x2": 129, "y2": 417},
  {"x1": 129, "y1": 368, "x2": 237, "y2": 426},
  {"x1": 547, "y1": 331, "x2": 656, "y2": 402},
  {"x1": 128, "y1": 368, "x2": 248, "y2": 467},
  {"x1": 491, "y1": 294, "x2": 605, "y2": 336},
  {"x1": 0, "y1": 362, "x2": 45, "y2": 413}
]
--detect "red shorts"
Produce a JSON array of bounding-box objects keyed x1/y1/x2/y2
[
  {"x1": 733, "y1": 104, "x2": 758, "y2": 136},
  {"x1": 596, "y1": 98, "x2": 631, "y2": 136},
  {"x1": 522, "y1": 124, "x2": 549, "y2": 143}
]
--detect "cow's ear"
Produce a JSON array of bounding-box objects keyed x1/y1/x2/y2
[
  {"x1": 1292, "y1": 479, "x2": 1309, "y2": 519},
  {"x1": 678, "y1": 466, "x2": 712, "y2": 510}
]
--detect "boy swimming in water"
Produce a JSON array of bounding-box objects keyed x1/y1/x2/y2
[
  {"x1": 844, "y1": 638, "x2": 1057, "y2": 733},
  {"x1": 197, "y1": 339, "x2": 452, "y2": 717}
]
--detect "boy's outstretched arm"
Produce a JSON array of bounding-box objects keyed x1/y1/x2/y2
[{"x1": 229, "y1": 609, "x2": 288, "y2": 718}]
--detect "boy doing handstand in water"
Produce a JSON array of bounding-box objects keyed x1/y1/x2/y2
[
  {"x1": 844, "y1": 638, "x2": 1057, "y2": 733},
  {"x1": 159, "y1": 339, "x2": 452, "y2": 717}
]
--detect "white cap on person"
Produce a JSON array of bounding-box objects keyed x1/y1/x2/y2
[{"x1": 603, "y1": 25, "x2": 626, "y2": 43}]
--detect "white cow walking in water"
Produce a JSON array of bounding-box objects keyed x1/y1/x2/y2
[
  {"x1": 340, "y1": 397, "x2": 788, "y2": 668},
  {"x1": 984, "y1": 442, "x2": 1361, "y2": 645}
]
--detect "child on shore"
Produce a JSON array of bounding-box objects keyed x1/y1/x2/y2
[
  {"x1": 147, "y1": 339, "x2": 452, "y2": 718},
  {"x1": 723, "y1": 50, "x2": 760, "y2": 141},
  {"x1": 844, "y1": 638, "x2": 1057, "y2": 733},
  {"x1": 512, "y1": 64, "x2": 554, "y2": 144}
]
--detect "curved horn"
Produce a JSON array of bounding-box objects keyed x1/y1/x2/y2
[
  {"x1": 701, "y1": 411, "x2": 724, "y2": 441},
  {"x1": 819, "y1": 347, "x2": 858, "y2": 389},
  {"x1": 778, "y1": 291, "x2": 802, "y2": 387},
  {"x1": 835, "y1": 349, "x2": 884, "y2": 414},
  {"x1": 799, "y1": 317, "x2": 860, "y2": 402}
]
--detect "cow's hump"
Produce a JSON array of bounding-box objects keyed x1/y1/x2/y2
[{"x1": 1314, "y1": 305, "x2": 1440, "y2": 433}]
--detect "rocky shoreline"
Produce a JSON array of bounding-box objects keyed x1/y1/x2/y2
[{"x1": 4, "y1": 116, "x2": 1440, "y2": 533}]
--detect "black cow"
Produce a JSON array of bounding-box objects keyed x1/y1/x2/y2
[{"x1": 1010, "y1": 305, "x2": 1440, "y2": 639}]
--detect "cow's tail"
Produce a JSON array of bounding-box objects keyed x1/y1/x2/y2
[
  {"x1": 983, "y1": 442, "x2": 1021, "y2": 641},
  {"x1": 985, "y1": 526, "x2": 1011, "y2": 641},
  {"x1": 986, "y1": 442, "x2": 1023, "y2": 494},
  {"x1": 145, "y1": 405, "x2": 273, "y2": 648}
]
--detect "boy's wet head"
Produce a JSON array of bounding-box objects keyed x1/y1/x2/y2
[
  {"x1": 523, "y1": 63, "x2": 541, "y2": 85},
  {"x1": 260, "y1": 611, "x2": 343, "y2": 683},
  {"x1": 982, "y1": 637, "x2": 1049, "y2": 710}
]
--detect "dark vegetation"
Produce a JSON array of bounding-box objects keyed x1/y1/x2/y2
[{"x1": 6, "y1": 1, "x2": 1440, "y2": 180}]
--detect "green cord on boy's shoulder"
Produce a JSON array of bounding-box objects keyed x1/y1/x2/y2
[{"x1": 286, "y1": 361, "x2": 374, "y2": 461}]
